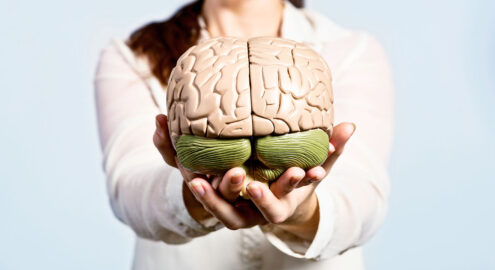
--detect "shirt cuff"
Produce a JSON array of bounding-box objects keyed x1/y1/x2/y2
[
  {"x1": 166, "y1": 168, "x2": 224, "y2": 237},
  {"x1": 261, "y1": 186, "x2": 335, "y2": 260}
]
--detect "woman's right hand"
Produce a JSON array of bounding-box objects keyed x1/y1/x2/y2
[
  {"x1": 154, "y1": 114, "x2": 212, "y2": 223},
  {"x1": 153, "y1": 114, "x2": 177, "y2": 168},
  {"x1": 154, "y1": 114, "x2": 266, "y2": 228}
]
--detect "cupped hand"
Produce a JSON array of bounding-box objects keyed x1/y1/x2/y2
[
  {"x1": 154, "y1": 114, "x2": 355, "y2": 235},
  {"x1": 245, "y1": 122, "x2": 356, "y2": 239},
  {"x1": 213, "y1": 122, "x2": 356, "y2": 238},
  {"x1": 154, "y1": 114, "x2": 265, "y2": 228},
  {"x1": 180, "y1": 165, "x2": 267, "y2": 229}
]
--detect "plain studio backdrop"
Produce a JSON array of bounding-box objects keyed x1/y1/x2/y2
[{"x1": 1, "y1": 0, "x2": 494, "y2": 269}]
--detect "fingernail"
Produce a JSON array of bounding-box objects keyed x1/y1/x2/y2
[
  {"x1": 155, "y1": 119, "x2": 164, "y2": 137},
  {"x1": 351, "y1": 122, "x2": 357, "y2": 135},
  {"x1": 189, "y1": 181, "x2": 205, "y2": 197},
  {"x1": 231, "y1": 173, "x2": 244, "y2": 185},
  {"x1": 247, "y1": 183, "x2": 262, "y2": 199},
  {"x1": 328, "y1": 142, "x2": 336, "y2": 153}
]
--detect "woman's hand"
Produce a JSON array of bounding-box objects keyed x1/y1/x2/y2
[
  {"x1": 261, "y1": 122, "x2": 356, "y2": 240},
  {"x1": 154, "y1": 114, "x2": 355, "y2": 239},
  {"x1": 180, "y1": 165, "x2": 268, "y2": 229},
  {"x1": 154, "y1": 114, "x2": 264, "y2": 226},
  {"x1": 212, "y1": 122, "x2": 356, "y2": 239},
  {"x1": 154, "y1": 114, "x2": 177, "y2": 168}
]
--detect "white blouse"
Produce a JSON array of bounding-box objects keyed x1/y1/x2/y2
[{"x1": 94, "y1": 2, "x2": 394, "y2": 269}]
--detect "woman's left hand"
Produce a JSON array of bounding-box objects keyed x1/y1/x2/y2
[{"x1": 186, "y1": 122, "x2": 356, "y2": 240}]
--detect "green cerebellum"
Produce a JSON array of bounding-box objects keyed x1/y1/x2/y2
[
  {"x1": 250, "y1": 161, "x2": 286, "y2": 182},
  {"x1": 176, "y1": 129, "x2": 329, "y2": 179},
  {"x1": 255, "y1": 129, "x2": 329, "y2": 169},
  {"x1": 176, "y1": 135, "x2": 251, "y2": 174}
]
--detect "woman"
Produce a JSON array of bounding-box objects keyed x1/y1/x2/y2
[{"x1": 94, "y1": 0, "x2": 394, "y2": 269}]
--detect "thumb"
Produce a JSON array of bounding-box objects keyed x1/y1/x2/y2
[
  {"x1": 153, "y1": 114, "x2": 177, "y2": 168},
  {"x1": 330, "y1": 122, "x2": 356, "y2": 155},
  {"x1": 322, "y1": 122, "x2": 356, "y2": 171}
]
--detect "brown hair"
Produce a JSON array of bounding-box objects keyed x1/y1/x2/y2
[{"x1": 128, "y1": 0, "x2": 304, "y2": 86}]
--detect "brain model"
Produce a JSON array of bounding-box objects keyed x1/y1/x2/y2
[{"x1": 166, "y1": 37, "x2": 334, "y2": 198}]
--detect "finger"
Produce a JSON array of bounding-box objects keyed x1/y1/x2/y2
[
  {"x1": 298, "y1": 166, "x2": 326, "y2": 187},
  {"x1": 188, "y1": 178, "x2": 248, "y2": 230},
  {"x1": 269, "y1": 167, "x2": 305, "y2": 198},
  {"x1": 321, "y1": 122, "x2": 356, "y2": 172},
  {"x1": 247, "y1": 181, "x2": 291, "y2": 224},
  {"x1": 153, "y1": 114, "x2": 177, "y2": 168},
  {"x1": 331, "y1": 122, "x2": 356, "y2": 155},
  {"x1": 218, "y1": 167, "x2": 246, "y2": 202}
]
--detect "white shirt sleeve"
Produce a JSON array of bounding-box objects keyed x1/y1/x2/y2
[
  {"x1": 94, "y1": 39, "x2": 222, "y2": 244},
  {"x1": 261, "y1": 32, "x2": 394, "y2": 260}
]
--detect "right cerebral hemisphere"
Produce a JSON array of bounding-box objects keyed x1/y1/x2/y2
[{"x1": 167, "y1": 36, "x2": 334, "y2": 188}]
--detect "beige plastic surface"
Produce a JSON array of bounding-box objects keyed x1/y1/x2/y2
[{"x1": 167, "y1": 37, "x2": 334, "y2": 146}]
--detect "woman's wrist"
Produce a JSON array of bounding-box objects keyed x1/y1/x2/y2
[{"x1": 273, "y1": 192, "x2": 320, "y2": 241}]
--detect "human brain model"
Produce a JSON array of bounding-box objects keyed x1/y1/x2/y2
[{"x1": 167, "y1": 37, "x2": 334, "y2": 198}]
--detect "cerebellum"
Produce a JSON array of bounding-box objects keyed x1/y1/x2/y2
[
  {"x1": 255, "y1": 129, "x2": 329, "y2": 170},
  {"x1": 176, "y1": 129, "x2": 328, "y2": 181},
  {"x1": 176, "y1": 135, "x2": 251, "y2": 174}
]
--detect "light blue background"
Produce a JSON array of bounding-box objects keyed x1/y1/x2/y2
[{"x1": 1, "y1": 0, "x2": 493, "y2": 269}]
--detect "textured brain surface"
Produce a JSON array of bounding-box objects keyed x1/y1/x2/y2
[{"x1": 167, "y1": 37, "x2": 334, "y2": 146}]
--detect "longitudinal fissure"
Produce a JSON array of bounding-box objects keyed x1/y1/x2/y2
[{"x1": 246, "y1": 39, "x2": 256, "y2": 177}]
